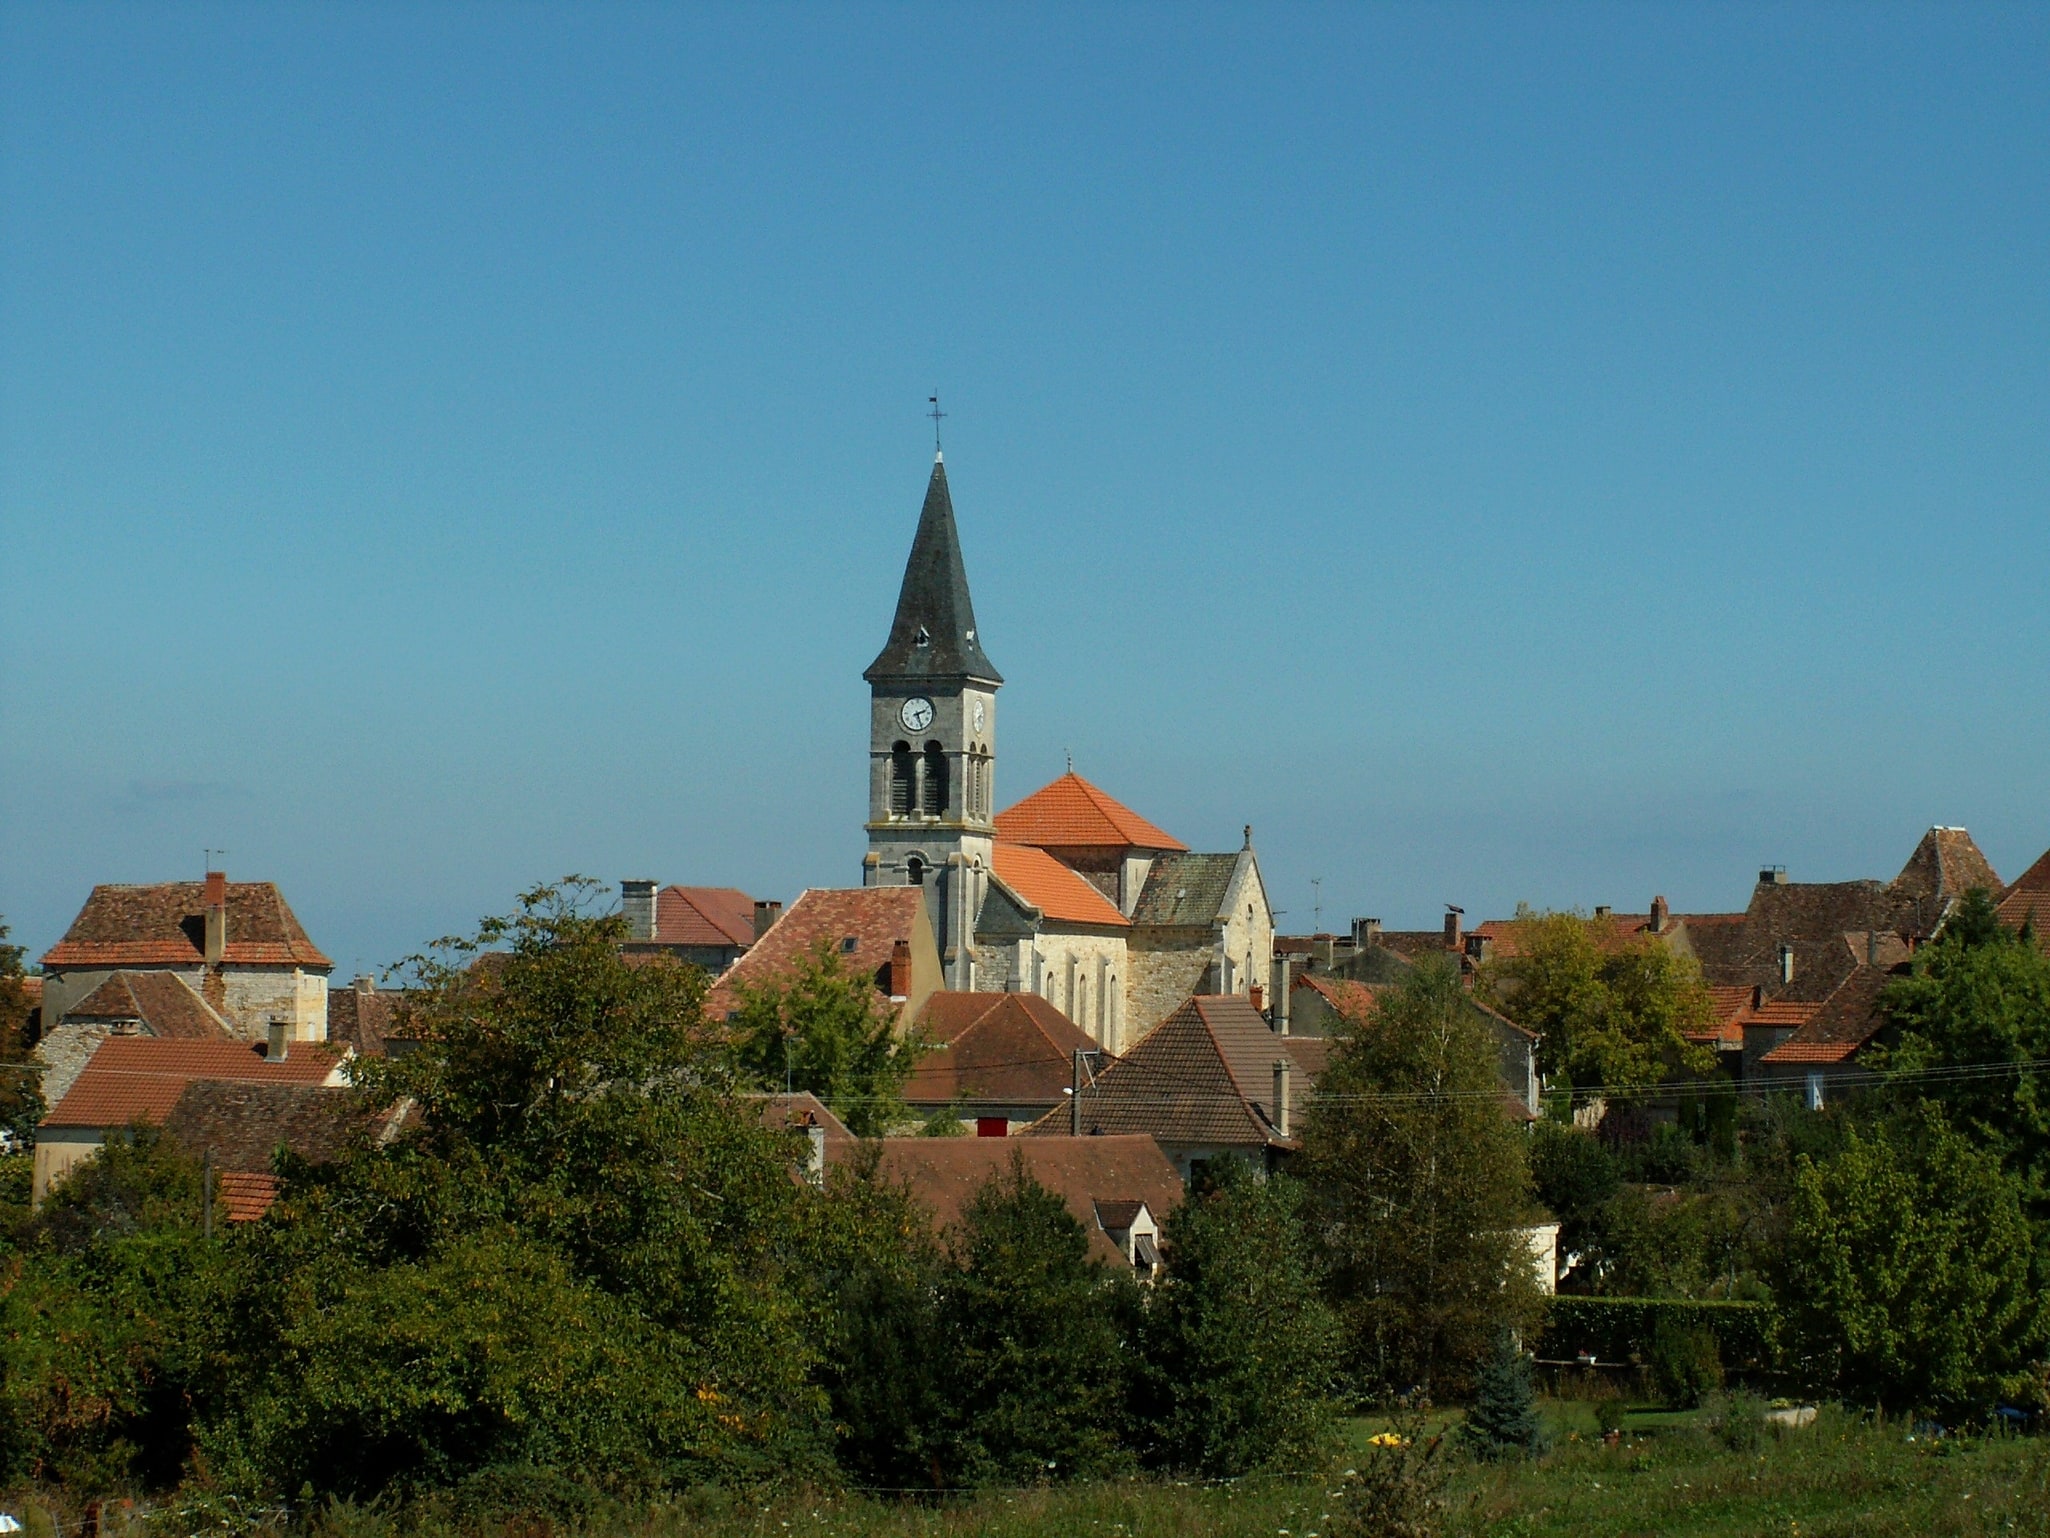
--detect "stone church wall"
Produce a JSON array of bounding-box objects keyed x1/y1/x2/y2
[{"x1": 1125, "y1": 934, "x2": 1216, "y2": 1046}]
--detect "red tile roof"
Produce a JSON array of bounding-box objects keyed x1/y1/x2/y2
[
  {"x1": 42, "y1": 1037, "x2": 349, "y2": 1130},
  {"x1": 1999, "y1": 847, "x2": 2050, "y2": 954},
  {"x1": 1293, "y1": 973, "x2": 1388, "y2": 1021},
  {"x1": 60, "y1": 971, "x2": 234, "y2": 1039},
  {"x1": 653, "y1": 886, "x2": 757, "y2": 948},
  {"x1": 1758, "y1": 965, "x2": 1897, "y2": 1067},
  {"x1": 41, "y1": 879, "x2": 332, "y2": 971},
  {"x1": 995, "y1": 771, "x2": 1187, "y2": 853},
  {"x1": 705, "y1": 887, "x2": 925, "y2": 1016},
  {"x1": 215, "y1": 1170, "x2": 281, "y2": 1223},
  {"x1": 907, "y1": 991, "x2": 1103, "y2": 1107},
  {"x1": 991, "y1": 843, "x2": 1130, "y2": 928},
  {"x1": 849, "y1": 1134, "x2": 1183, "y2": 1266}
]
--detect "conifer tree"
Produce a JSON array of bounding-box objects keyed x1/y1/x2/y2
[{"x1": 1459, "y1": 1327, "x2": 1544, "y2": 1460}]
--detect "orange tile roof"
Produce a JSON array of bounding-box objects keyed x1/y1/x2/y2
[
  {"x1": 42, "y1": 1038, "x2": 348, "y2": 1130},
  {"x1": 41, "y1": 879, "x2": 332, "y2": 971},
  {"x1": 995, "y1": 772, "x2": 1187, "y2": 853},
  {"x1": 1758, "y1": 1041, "x2": 1860, "y2": 1065},
  {"x1": 705, "y1": 887, "x2": 925, "y2": 1016},
  {"x1": 652, "y1": 886, "x2": 757, "y2": 948},
  {"x1": 991, "y1": 843, "x2": 1130, "y2": 928},
  {"x1": 216, "y1": 1170, "x2": 282, "y2": 1223},
  {"x1": 907, "y1": 991, "x2": 1103, "y2": 1106},
  {"x1": 1999, "y1": 847, "x2": 2050, "y2": 955}
]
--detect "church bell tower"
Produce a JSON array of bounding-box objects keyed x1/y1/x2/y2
[{"x1": 864, "y1": 451, "x2": 1001, "y2": 990}]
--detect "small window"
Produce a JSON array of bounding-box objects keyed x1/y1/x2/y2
[
  {"x1": 907, "y1": 855, "x2": 926, "y2": 887},
  {"x1": 841, "y1": 936, "x2": 858, "y2": 954}
]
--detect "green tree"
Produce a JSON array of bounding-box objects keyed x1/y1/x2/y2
[
  {"x1": 1528, "y1": 1121, "x2": 1618, "y2": 1261},
  {"x1": 1137, "y1": 1158, "x2": 1338, "y2": 1476},
  {"x1": 1300, "y1": 957, "x2": 1545, "y2": 1397},
  {"x1": 1478, "y1": 909, "x2": 1715, "y2": 1091},
  {"x1": 1877, "y1": 888, "x2": 2050, "y2": 1208},
  {"x1": 729, "y1": 940, "x2": 923, "y2": 1137},
  {"x1": 1458, "y1": 1327, "x2": 1543, "y2": 1459},
  {"x1": 0, "y1": 917, "x2": 44, "y2": 1143},
  {"x1": 1780, "y1": 1104, "x2": 2049, "y2": 1417},
  {"x1": 931, "y1": 1153, "x2": 1134, "y2": 1486}
]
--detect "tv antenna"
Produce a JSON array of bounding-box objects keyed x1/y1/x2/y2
[
  {"x1": 1311, "y1": 878, "x2": 1323, "y2": 932},
  {"x1": 204, "y1": 847, "x2": 228, "y2": 873}
]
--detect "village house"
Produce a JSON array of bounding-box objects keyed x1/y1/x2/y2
[
  {"x1": 618, "y1": 882, "x2": 778, "y2": 975},
  {"x1": 705, "y1": 886, "x2": 943, "y2": 1023},
  {"x1": 31, "y1": 1034, "x2": 353, "y2": 1203},
  {"x1": 160, "y1": 1077, "x2": 411, "y2": 1221},
  {"x1": 1285, "y1": 969, "x2": 1541, "y2": 1119},
  {"x1": 1997, "y1": 845, "x2": 2050, "y2": 954},
  {"x1": 905, "y1": 989, "x2": 1104, "y2": 1135}
]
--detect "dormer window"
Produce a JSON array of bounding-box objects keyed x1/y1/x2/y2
[
  {"x1": 841, "y1": 936, "x2": 858, "y2": 954},
  {"x1": 914, "y1": 625, "x2": 931, "y2": 648}
]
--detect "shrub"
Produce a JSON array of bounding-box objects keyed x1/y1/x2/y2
[
  {"x1": 1648, "y1": 1315, "x2": 1724, "y2": 1408},
  {"x1": 1538, "y1": 1297, "x2": 1775, "y2": 1372},
  {"x1": 1330, "y1": 1404, "x2": 1449, "y2": 1538}
]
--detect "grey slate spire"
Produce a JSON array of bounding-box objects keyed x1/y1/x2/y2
[{"x1": 865, "y1": 455, "x2": 1003, "y2": 685}]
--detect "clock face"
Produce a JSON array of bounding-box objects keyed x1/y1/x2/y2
[
  {"x1": 972, "y1": 699, "x2": 986, "y2": 734},
  {"x1": 899, "y1": 697, "x2": 935, "y2": 732}
]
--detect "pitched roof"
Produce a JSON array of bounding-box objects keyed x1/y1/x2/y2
[
  {"x1": 1894, "y1": 827, "x2": 2002, "y2": 906},
  {"x1": 1693, "y1": 985, "x2": 1820, "y2": 1049},
  {"x1": 215, "y1": 1170, "x2": 281, "y2": 1223},
  {"x1": 1023, "y1": 994, "x2": 1319, "y2": 1149},
  {"x1": 162, "y1": 1079, "x2": 394, "y2": 1172},
  {"x1": 60, "y1": 970, "x2": 234, "y2": 1039},
  {"x1": 1292, "y1": 973, "x2": 1389, "y2": 1022},
  {"x1": 1131, "y1": 852, "x2": 1243, "y2": 927},
  {"x1": 650, "y1": 886, "x2": 757, "y2": 948},
  {"x1": 41, "y1": 879, "x2": 332, "y2": 971},
  {"x1": 325, "y1": 984, "x2": 421, "y2": 1056},
  {"x1": 1759, "y1": 965, "x2": 1898, "y2": 1066},
  {"x1": 42, "y1": 1037, "x2": 349, "y2": 1130},
  {"x1": 852, "y1": 1134, "x2": 1182, "y2": 1266},
  {"x1": 991, "y1": 843, "x2": 1130, "y2": 928},
  {"x1": 1998, "y1": 847, "x2": 2050, "y2": 953},
  {"x1": 994, "y1": 771, "x2": 1186, "y2": 853},
  {"x1": 864, "y1": 456, "x2": 1002, "y2": 686},
  {"x1": 906, "y1": 990, "x2": 1103, "y2": 1107},
  {"x1": 705, "y1": 887, "x2": 926, "y2": 1016},
  {"x1": 746, "y1": 1091, "x2": 856, "y2": 1145}
]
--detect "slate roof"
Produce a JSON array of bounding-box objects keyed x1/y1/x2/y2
[
  {"x1": 325, "y1": 984, "x2": 420, "y2": 1056},
  {"x1": 991, "y1": 843, "x2": 1130, "y2": 927},
  {"x1": 1894, "y1": 827, "x2": 2002, "y2": 906},
  {"x1": 61, "y1": 970, "x2": 234, "y2": 1039},
  {"x1": 42, "y1": 1038, "x2": 349, "y2": 1130},
  {"x1": 42, "y1": 879, "x2": 332, "y2": 971},
  {"x1": 650, "y1": 886, "x2": 757, "y2": 948},
  {"x1": 1022, "y1": 994, "x2": 1320, "y2": 1149},
  {"x1": 162, "y1": 1079, "x2": 396, "y2": 1171},
  {"x1": 849, "y1": 1134, "x2": 1183, "y2": 1266},
  {"x1": 906, "y1": 990, "x2": 1103, "y2": 1107},
  {"x1": 864, "y1": 456, "x2": 1001, "y2": 685},
  {"x1": 1131, "y1": 852, "x2": 1244, "y2": 927},
  {"x1": 705, "y1": 887, "x2": 925, "y2": 1016},
  {"x1": 995, "y1": 771, "x2": 1186, "y2": 853}
]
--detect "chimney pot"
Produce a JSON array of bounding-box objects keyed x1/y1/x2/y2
[
  {"x1": 1249, "y1": 983, "x2": 1265, "y2": 1013},
  {"x1": 1594, "y1": 904, "x2": 1612, "y2": 920},
  {"x1": 1351, "y1": 916, "x2": 1382, "y2": 949},
  {"x1": 353, "y1": 975, "x2": 374, "y2": 995},
  {"x1": 266, "y1": 1019, "x2": 289, "y2": 1060},
  {"x1": 1761, "y1": 866, "x2": 1788, "y2": 886},
  {"x1": 1650, "y1": 895, "x2": 1670, "y2": 934}
]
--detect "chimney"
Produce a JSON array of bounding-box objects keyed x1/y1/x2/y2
[
  {"x1": 619, "y1": 879, "x2": 658, "y2": 940},
  {"x1": 1779, "y1": 943, "x2": 1796, "y2": 986},
  {"x1": 1314, "y1": 935, "x2": 1335, "y2": 971},
  {"x1": 804, "y1": 1114, "x2": 826, "y2": 1183},
  {"x1": 1593, "y1": 904, "x2": 1612, "y2": 920},
  {"x1": 888, "y1": 938, "x2": 912, "y2": 1000},
  {"x1": 752, "y1": 900, "x2": 783, "y2": 941},
  {"x1": 1249, "y1": 983, "x2": 1265, "y2": 1013},
  {"x1": 1444, "y1": 905, "x2": 1464, "y2": 949},
  {"x1": 1272, "y1": 1058, "x2": 1292, "y2": 1139},
  {"x1": 266, "y1": 1019, "x2": 289, "y2": 1061},
  {"x1": 1760, "y1": 866, "x2": 1788, "y2": 886},
  {"x1": 1650, "y1": 895, "x2": 1669, "y2": 934},
  {"x1": 203, "y1": 871, "x2": 228, "y2": 966},
  {"x1": 1866, "y1": 929, "x2": 1881, "y2": 966},
  {"x1": 1465, "y1": 932, "x2": 1493, "y2": 963},
  {"x1": 1274, "y1": 956, "x2": 1292, "y2": 1036},
  {"x1": 1351, "y1": 916, "x2": 1381, "y2": 949}
]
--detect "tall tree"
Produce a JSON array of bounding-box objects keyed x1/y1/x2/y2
[
  {"x1": 1877, "y1": 887, "x2": 2050, "y2": 1208},
  {"x1": 0, "y1": 918, "x2": 43, "y2": 1143},
  {"x1": 1780, "y1": 1103, "x2": 2049, "y2": 1418},
  {"x1": 728, "y1": 940, "x2": 923, "y2": 1137},
  {"x1": 1300, "y1": 957, "x2": 1545, "y2": 1398},
  {"x1": 1478, "y1": 908, "x2": 1715, "y2": 1092},
  {"x1": 1137, "y1": 1158, "x2": 1338, "y2": 1476}
]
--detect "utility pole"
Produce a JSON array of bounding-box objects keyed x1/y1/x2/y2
[{"x1": 202, "y1": 1148, "x2": 214, "y2": 1239}]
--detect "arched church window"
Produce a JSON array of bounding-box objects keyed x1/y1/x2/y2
[
  {"x1": 922, "y1": 741, "x2": 947, "y2": 816},
  {"x1": 890, "y1": 741, "x2": 914, "y2": 815},
  {"x1": 907, "y1": 855, "x2": 925, "y2": 887}
]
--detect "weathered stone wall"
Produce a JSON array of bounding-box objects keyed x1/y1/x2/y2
[
  {"x1": 1216, "y1": 865, "x2": 1274, "y2": 1002},
  {"x1": 1032, "y1": 931, "x2": 1128, "y2": 1049},
  {"x1": 220, "y1": 968, "x2": 329, "y2": 1041},
  {"x1": 1125, "y1": 936, "x2": 1213, "y2": 1047},
  {"x1": 32, "y1": 1022, "x2": 110, "y2": 1112}
]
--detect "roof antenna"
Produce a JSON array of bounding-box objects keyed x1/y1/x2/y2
[
  {"x1": 1065, "y1": 748, "x2": 1073, "y2": 773},
  {"x1": 204, "y1": 847, "x2": 228, "y2": 874},
  {"x1": 1311, "y1": 877, "x2": 1323, "y2": 931},
  {"x1": 927, "y1": 390, "x2": 946, "y2": 458}
]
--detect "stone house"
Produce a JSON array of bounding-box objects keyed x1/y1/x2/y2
[
  {"x1": 618, "y1": 882, "x2": 777, "y2": 975},
  {"x1": 704, "y1": 886, "x2": 943, "y2": 1025},
  {"x1": 161, "y1": 1077, "x2": 411, "y2": 1221},
  {"x1": 38, "y1": 871, "x2": 333, "y2": 1047},
  {"x1": 33, "y1": 968, "x2": 237, "y2": 1110}
]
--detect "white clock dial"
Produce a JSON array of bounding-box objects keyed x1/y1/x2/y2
[
  {"x1": 972, "y1": 699, "x2": 985, "y2": 734},
  {"x1": 900, "y1": 697, "x2": 935, "y2": 732}
]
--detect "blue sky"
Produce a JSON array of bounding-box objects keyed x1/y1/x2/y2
[{"x1": 3, "y1": 3, "x2": 2045, "y2": 975}]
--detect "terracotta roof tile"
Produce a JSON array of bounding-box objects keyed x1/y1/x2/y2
[
  {"x1": 1999, "y1": 847, "x2": 2050, "y2": 955},
  {"x1": 1894, "y1": 827, "x2": 2002, "y2": 905},
  {"x1": 847, "y1": 1134, "x2": 1183, "y2": 1266},
  {"x1": 652, "y1": 886, "x2": 757, "y2": 948},
  {"x1": 1022, "y1": 994, "x2": 1311, "y2": 1150},
  {"x1": 705, "y1": 887, "x2": 926, "y2": 1016},
  {"x1": 991, "y1": 844, "x2": 1130, "y2": 928},
  {"x1": 215, "y1": 1170, "x2": 281, "y2": 1223},
  {"x1": 42, "y1": 1037, "x2": 348, "y2": 1129},
  {"x1": 163, "y1": 1079, "x2": 398, "y2": 1171},
  {"x1": 747, "y1": 1092, "x2": 856, "y2": 1144},
  {"x1": 906, "y1": 991, "x2": 1102, "y2": 1107},
  {"x1": 995, "y1": 772, "x2": 1186, "y2": 853},
  {"x1": 1758, "y1": 965, "x2": 1897, "y2": 1065},
  {"x1": 61, "y1": 971, "x2": 234, "y2": 1039},
  {"x1": 41, "y1": 879, "x2": 331, "y2": 971}
]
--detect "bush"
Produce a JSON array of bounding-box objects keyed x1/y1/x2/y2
[
  {"x1": 1538, "y1": 1297, "x2": 1774, "y2": 1372},
  {"x1": 1708, "y1": 1390, "x2": 1765, "y2": 1453},
  {"x1": 1648, "y1": 1315, "x2": 1724, "y2": 1408},
  {"x1": 1330, "y1": 1404, "x2": 1449, "y2": 1538}
]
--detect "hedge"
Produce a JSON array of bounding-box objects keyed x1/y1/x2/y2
[{"x1": 1538, "y1": 1297, "x2": 1777, "y2": 1370}]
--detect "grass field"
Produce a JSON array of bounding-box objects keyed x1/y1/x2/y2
[{"x1": 7, "y1": 1405, "x2": 2047, "y2": 1538}]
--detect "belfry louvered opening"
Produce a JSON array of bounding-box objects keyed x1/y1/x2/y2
[
  {"x1": 890, "y1": 741, "x2": 915, "y2": 815},
  {"x1": 922, "y1": 741, "x2": 948, "y2": 816}
]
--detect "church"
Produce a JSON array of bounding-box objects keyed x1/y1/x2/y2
[{"x1": 860, "y1": 451, "x2": 1273, "y2": 1053}]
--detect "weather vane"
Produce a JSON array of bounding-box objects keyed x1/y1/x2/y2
[{"x1": 928, "y1": 391, "x2": 946, "y2": 453}]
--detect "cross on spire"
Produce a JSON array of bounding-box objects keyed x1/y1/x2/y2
[{"x1": 927, "y1": 391, "x2": 946, "y2": 455}]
